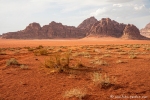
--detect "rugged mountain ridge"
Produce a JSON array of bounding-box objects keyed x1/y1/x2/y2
[
  {"x1": 77, "y1": 16, "x2": 98, "y2": 32},
  {"x1": 87, "y1": 18, "x2": 126, "y2": 37},
  {"x1": 87, "y1": 18, "x2": 148, "y2": 40},
  {"x1": 140, "y1": 23, "x2": 150, "y2": 37},
  {"x1": 1, "y1": 17, "x2": 149, "y2": 40},
  {"x1": 2, "y1": 22, "x2": 86, "y2": 39},
  {"x1": 122, "y1": 24, "x2": 148, "y2": 40}
]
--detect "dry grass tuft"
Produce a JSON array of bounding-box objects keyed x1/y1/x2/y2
[{"x1": 64, "y1": 88, "x2": 86, "y2": 100}]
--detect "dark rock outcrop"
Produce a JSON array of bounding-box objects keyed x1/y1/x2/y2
[
  {"x1": 122, "y1": 24, "x2": 148, "y2": 40},
  {"x1": 1, "y1": 17, "x2": 149, "y2": 40},
  {"x1": 77, "y1": 16, "x2": 98, "y2": 32},
  {"x1": 87, "y1": 18, "x2": 126, "y2": 37},
  {"x1": 2, "y1": 22, "x2": 86, "y2": 39},
  {"x1": 2, "y1": 22, "x2": 44, "y2": 39},
  {"x1": 87, "y1": 18, "x2": 149, "y2": 40},
  {"x1": 140, "y1": 23, "x2": 150, "y2": 37}
]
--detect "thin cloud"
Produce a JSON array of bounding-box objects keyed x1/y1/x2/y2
[{"x1": 0, "y1": 0, "x2": 150, "y2": 34}]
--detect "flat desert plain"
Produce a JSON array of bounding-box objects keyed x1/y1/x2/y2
[{"x1": 0, "y1": 38, "x2": 150, "y2": 100}]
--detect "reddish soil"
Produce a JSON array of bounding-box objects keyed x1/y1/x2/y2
[{"x1": 0, "y1": 38, "x2": 150, "y2": 100}]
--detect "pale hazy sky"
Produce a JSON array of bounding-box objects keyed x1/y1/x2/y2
[{"x1": 0, "y1": 0, "x2": 150, "y2": 34}]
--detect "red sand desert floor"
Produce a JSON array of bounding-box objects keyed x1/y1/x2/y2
[{"x1": 0, "y1": 38, "x2": 150, "y2": 100}]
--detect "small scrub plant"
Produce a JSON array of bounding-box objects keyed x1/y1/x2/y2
[
  {"x1": 75, "y1": 59, "x2": 85, "y2": 68},
  {"x1": 39, "y1": 49, "x2": 48, "y2": 55},
  {"x1": 36, "y1": 45, "x2": 44, "y2": 49},
  {"x1": 20, "y1": 65, "x2": 29, "y2": 70},
  {"x1": 92, "y1": 72, "x2": 116, "y2": 89},
  {"x1": 34, "y1": 49, "x2": 49, "y2": 56},
  {"x1": 129, "y1": 54, "x2": 137, "y2": 59},
  {"x1": 64, "y1": 88, "x2": 86, "y2": 100},
  {"x1": 119, "y1": 52, "x2": 128, "y2": 55},
  {"x1": 28, "y1": 47, "x2": 34, "y2": 52},
  {"x1": 116, "y1": 60, "x2": 127, "y2": 64},
  {"x1": 0, "y1": 51, "x2": 6, "y2": 55},
  {"x1": 144, "y1": 48, "x2": 150, "y2": 51},
  {"x1": 6, "y1": 58, "x2": 19, "y2": 66},
  {"x1": 95, "y1": 60, "x2": 108, "y2": 66},
  {"x1": 103, "y1": 54, "x2": 111, "y2": 57},
  {"x1": 44, "y1": 52, "x2": 71, "y2": 73}
]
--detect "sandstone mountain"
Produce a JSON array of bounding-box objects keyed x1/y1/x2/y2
[
  {"x1": 77, "y1": 16, "x2": 98, "y2": 32},
  {"x1": 1, "y1": 17, "x2": 149, "y2": 40},
  {"x1": 87, "y1": 18, "x2": 126, "y2": 37},
  {"x1": 122, "y1": 24, "x2": 148, "y2": 40},
  {"x1": 2, "y1": 22, "x2": 86, "y2": 39},
  {"x1": 87, "y1": 18, "x2": 149, "y2": 40},
  {"x1": 140, "y1": 23, "x2": 150, "y2": 37}
]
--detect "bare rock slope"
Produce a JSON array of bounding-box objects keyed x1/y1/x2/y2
[
  {"x1": 2, "y1": 22, "x2": 86, "y2": 39},
  {"x1": 87, "y1": 18, "x2": 126, "y2": 37},
  {"x1": 77, "y1": 16, "x2": 98, "y2": 32},
  {"x1": 122, "y1": 24, "x2": 148, "y2": 40},
  {"x1": 140, "y1": 23, "x2": 150, "y2": 37},
  {"x1": 87, "y1": 18, "x2": 149, "y2": 40}
]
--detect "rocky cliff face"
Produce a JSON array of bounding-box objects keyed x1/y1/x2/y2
[
  {"x1": 2, "y1": 22, "x2": 44, "y2": 39},
  {"x1": 1, "y1": 17, "x2": 149, "y2": 40},
  {"x1": 140, "y1": 23, "x2": 150, "y2": 37},
  {"x1": 43, "y1": 21, "x2": 86, "y2": 38},
  {"x1": 87, "y1": 18, "x2": 126, "y2": 37},
  {"x1": 2, "y1": 22, "x2": 86, "y2": 39},
  {"x1": 77, "y1": 16, "x2": 98, "y2": 32},
  {"x1": 122, "y1": 24, "x2": 148, "y2": 39},
  {"x1": 87, "y1": 18, "x2": 148, "y2": 39}
]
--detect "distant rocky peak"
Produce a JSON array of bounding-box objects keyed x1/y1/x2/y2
[
  {"x1": 28, "y1": 22, "x2": 41, "y2": 28},
  {"x1": 77, "y1": 16, "x2": 98, "y2": 30},
  {"x1": 140, "y1": 22, "x2": 150, "y2": 37},
  {"x1": 87, "y1": 16, "x2": 98, "y2": 22},
  {"x1": 101, "y1": 18, "x2": 111, "y2": 21},
  {"x1": 25, "y1": 22, "x2": 41, "y2": 30},
  {"x1": 145, "y1": 23, "x2": 150, "y2": 29},
  {"x1": 49, "y1": 21, "x2": 62, "y2": 25}
]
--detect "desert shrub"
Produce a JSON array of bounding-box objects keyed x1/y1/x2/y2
[
  {"x1": 95, "y1": 60, "x2": 108, "y2": 66},
  {"x1": 36, "y1": 45, "x2": 44, "y2": 49},
  {"x1": 129, "y1": 54, "x2": 137, "y2": 59},
  {"x1": 92, "y1": 72, "x2": 116, "y2": 89},
  {"x1": 0, "y1": 52, "x2": 6, "y2": 55},
  {"x1": 44, "y1": 52, "x2": 71, "y2": 72},
  {"x1": 64, "y1": 88, "x2": 86, "y2": 100},
  {"x1": 39, "y1": 49, "x2": 48, "y2": 55},
  {"x1": 116, "y1": 60, "x2": 127, "y2": 63},
  {"x1": 103, "y1": 54, "x2": 111, "y2": 57},
  {"x1": 6, "y1": 58, "x2": 19, "y2": 66},
  {"x1": 34, "y1": 49, "x2": 49, "y2": 56},
  {"x1": 75, "y1": 59, "x2": 85, "y2": 68},
  {"x1": 119, "y1": 52, "x2": 128, "y2": 55},
  {"x1": 28, "y1": 48, "x2": 34, "y2": 51},
  {"x1": 20, "y1": 65, "x2": 29, "y2": 70},
  {"x1": 144, "y1": 48, "x2": 150, "y2": 51}
]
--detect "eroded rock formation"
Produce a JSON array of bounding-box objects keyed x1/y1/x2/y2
[
  {"x1": 140, "y1": 23, "x2": 150, "y2": 37},
  {"x1": 87, "y1": 18, "x2": 126, "y2": 37},
  {"x1": 1, "y1": 17, "x2": 149, "y2": 40}
]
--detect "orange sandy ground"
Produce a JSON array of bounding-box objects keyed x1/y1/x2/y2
[{"x1": 0, "y1": 38, "x2": 150, "y2": 100}]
